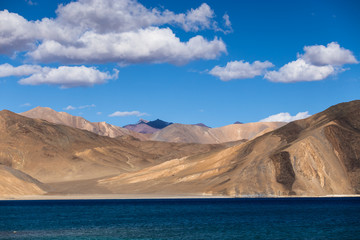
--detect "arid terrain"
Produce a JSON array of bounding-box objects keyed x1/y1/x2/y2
[{"x1": 1, "y1": 100, "x2": 359, "y2": 198}]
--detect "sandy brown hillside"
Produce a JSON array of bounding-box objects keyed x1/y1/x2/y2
[
  {"x1": 21, "y1": 107, "x2": 148, "y2": 140},
  {"x1": 0, "y1": 165, "x2": 47, "y2": 196},
  {"x1": 150, "y1": 122, "x2": 286, "y2": 144},
  {"x1": 100, "y1": 100, "x2": 360, "y2": 197},
  {"x1": 0, "y1": 110, "x2": 223, "y2": 186}
]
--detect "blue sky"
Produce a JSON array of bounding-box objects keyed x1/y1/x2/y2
[{"x1": 0, "y1": 0, "x2": 359, "y2": 127}]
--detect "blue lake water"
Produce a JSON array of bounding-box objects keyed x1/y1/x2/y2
[{"x1": 0, "y1": 198, "x2": 359, "y2": 239}]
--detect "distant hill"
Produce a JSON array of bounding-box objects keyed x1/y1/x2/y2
[
  {"x1": 123, "y1": 122, "x2": 158, "y2": 134},
  {"x1": 21, "y1": 107, "x2": 148, "y2": 140},
  {"x1": 0, "y1": 110, "x2": 223, "y2": 191},
  {"x1": 124, "y1": 119, "x2": 212, "y2": 134},
  {"x1": 151, "y1": 122, "x2": 286, "y2": 144},
  {"x1": 123, "y1": 118, "x2": 173, "y2": 134}
]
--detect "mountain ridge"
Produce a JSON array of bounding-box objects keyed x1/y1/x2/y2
[
  {"x1": 1, "y1": 101, "x2": 359, "y2": 197},
  {"x1": 99, "y1": 100, "x2": 360, "y2": 196},
  {"x1": 20, "y1": 106, "x2": 148, "y2": 140}
]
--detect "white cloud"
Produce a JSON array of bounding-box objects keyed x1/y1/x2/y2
[
  {"x1": 301, "y1": 42, "x2": 358, "y2": 66},
  {"x1": 56, "y1": 1, "x2": 218, "y2": 33},
  {"x1": 64, "y1": 104, "x2": 96, "y2": 110},
  {"x1": 264, "y1": 42, "x2": 357, "y2": 83},
  {"x1": 209, "y1": 60, "x2": 274, "y2": 81},
  {"x1": 19, "y1": 66, "x2": 117, "y2": 88},
  {"x1": 109, "y1": 111, "x2": 148, "y2": 117},
  {"x1": 0, "y1": 63, "x2": 42, "y2": 77},
  {"x1": 180, "y1": 3, "x2": 215, "y2": 32},
  {"x1": 29, "y1": 28, "x2": 226, "y2": 65},
  {"x1": 260, "y1": 111, "x2": 311, "y2": 122},
  {"x1": 223, "y1": 13, "x2": 231, "y2": 27},
  {"x1": 78, "y1": 104, "x2": 96, "y2": 109},
  {"x1": 0, "y1": 10, "x2": 36, "y2": 54},
  {"x1": 20, "y1": 102, "x2": 31, "y2": 107},
  {"x1": 264, "y1": 59, "x2": 334, "y2": 83},
  {"x1": 64, "y1": 105, "x2": 76, "y2": 110},
  {"x1": 0, "y1": 64, "x2": 118, "y2": 88},
  {"x1": 25, "y1": 0, "x2": 37, "y2": 6},
  {"x1": 0, "y1": 0, "x2": 228, "y2": 64}
]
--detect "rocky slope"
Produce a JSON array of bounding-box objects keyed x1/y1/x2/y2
[
  {"x1": 99, "y1": 100, "x2": 360, "y2": 197},
  {"x1": 0, "y1": 165, "x2": 47, "y2": 196},
  {"x1": 21, "y1": 107, "x2": 148, "y2": 140}
]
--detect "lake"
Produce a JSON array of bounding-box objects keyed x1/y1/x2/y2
[{"x1": 0, "y1": 198, "x2": 359, "y2": 239}]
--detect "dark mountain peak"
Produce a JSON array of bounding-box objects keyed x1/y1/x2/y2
[
  {"x1": 146, "y1": 119, "x2": 173, "y2": 129},
  {"x1": 233, "y1": 121, "x2": 243, "y2": 124}
]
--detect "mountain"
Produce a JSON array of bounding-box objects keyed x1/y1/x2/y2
[
  {"x1": 146, "y1": 119, "x2": 173, "y2": 129},
  {"x1": 99, "y1": 100, "x2": 360, "y2": 197},
  {"x1": 0, "y1": 110, "x2": 223, "y2": 196},
  {"x1": 123, "y1": 120, "x2": 159, "y2": 134},
  {"x1": 150, "y1": 122, "x2": 286, "y2": 144},
  {"x1": 2, "y1": 100, "x2": 360, "y2": 198},
  {"x1": 21, "y1": 107, "x2": 148, "y2": 140},
  {"x1": 123, "y1": 118, "x2": 172, "y2": 134},
  {"x1": 124, "y1": 119, "x2": 210, "y2": 134}
]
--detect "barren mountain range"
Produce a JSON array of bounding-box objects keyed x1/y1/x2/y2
[
  {"x1": 1, "y1": 100, "x2": 359, "y2": 198},
  {"x1": 21, "y1": 107, "x2": 285, "y2": 144},
  {"x1": 150, "y1": 122, "x2": 286, "y2": 144}
]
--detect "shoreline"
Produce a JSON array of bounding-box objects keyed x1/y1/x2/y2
[{"x1": 1, "y1": 194, "x2": 359, "y2": 201}]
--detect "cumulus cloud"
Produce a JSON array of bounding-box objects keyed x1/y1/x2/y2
[
  {"x1": 209, "y1": 60, "x2": 274, "y2": 81},
  {"x1": 29, "y1": 28, "x2": 226, "y2": 65},
  {"x1": 0, "y1": 10, "x2": 36, "y2": 54},
  {"x1": 56, "y1": 1, "x2": 218, "y2": 33},
  {"x1": 264, "y1": 59, "x2": 334, "y2": 83},
  {"x1": 264, "y1": 42, "x2": 357, "y2": 83},
  {"x1": 19, "y1": 66, "x2": 117, "y2": 88},
  {"x1": 301, "y1": 42, "x2": 358, "y2": 66},
  {"x1": 180, "y1": 3, "x2": 215, "y2": 32},
  {"x1": 0, "y1": 63, "x2": 42, "y2": 77},
  {"x1": 109, "y1": 111, "x2": 148, "y2": 117},
  {"x1": 64, "y1": 105, "x2": 76, "y2": 110},
  {"x1": 0, "y1": 63, "x2": 117, "y2": 88},
  {"x1": 0, "y1": 0, "x2": 228, "y2": 64},
  {"x1": 260, "y1": 111, "x2": 311, "y2": 122}
]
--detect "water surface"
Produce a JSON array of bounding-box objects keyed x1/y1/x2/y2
[{"x1": 0, "y1": 198, "x2": 359, "y2": 239}]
